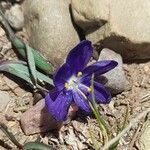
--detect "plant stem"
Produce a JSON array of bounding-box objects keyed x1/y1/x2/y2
[
  {"x1": 89, "y1": 102, "x2": 109, "y2": 143},
  {"x1": 89, "y1": 74, "x2": 110, "y2": 144}
]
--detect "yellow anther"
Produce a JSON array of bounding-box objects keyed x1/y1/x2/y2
[
  {"x1": 65, "y1": 82, "x2": 69, "y2": 89},
  {"x1": 77, "y1": 72, "x2": 82, "y2": 77},
  {"x1": 87, "y1": 87, "x2": 92, "y2": 93}
]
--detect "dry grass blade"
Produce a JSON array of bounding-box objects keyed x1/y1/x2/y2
[
  {"x1": 0, "y1": 123, "x2": 23, "y2": 149},
  {"x1": 129, "y1": 123, "x2": 142, "y2": 150},
  {"x1": 101, "y1": 107, "x2": 150, "y2": 150}
]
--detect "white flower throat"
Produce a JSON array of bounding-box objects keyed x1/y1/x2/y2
[
  {"x1": 65, "y1": 75, "x2": 79, "y2": 90},
  {"x1": 64, "y1": 72, "x2": 92, "y2": 93}
]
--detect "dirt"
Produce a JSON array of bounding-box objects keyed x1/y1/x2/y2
[{"x1": 0, "y1": 1, "x2": 150, "y2": 150}]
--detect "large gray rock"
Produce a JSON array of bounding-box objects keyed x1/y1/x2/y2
[
  {"x1": 98, "y1": 48, "x2": 129, "y2": 94},
  {"x1": 72, "y1": 0, "x2": 150, "y2": 60},
  {"x1": 5, "y1": 4, "x2": 24, "y2": 30},
  {"x1": 23, "y1": 0, "x2": 79, "y2": 67},
  {"x1": 71, "y1": 0, "x2": 109, "y2": 31}
]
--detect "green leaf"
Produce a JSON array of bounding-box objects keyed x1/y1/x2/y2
[
  {"x1": 26, "y1": 44, "x2": 37, "y2": 85},
  {"x1": 0, "y1": 9, "x2": 54, "y2": 74},
  {"x1": 0, "y1": 60, "x2": 33, "y2": 85},
  {"x1": 0, "y1": 61, "x2": 54, "y2": 87},
  {"x1": 23, "y1": 142, "x2": 55, "y2": 150},
  {"x1": 36, "y1": 70, "x2": 53, "y2": 86}
]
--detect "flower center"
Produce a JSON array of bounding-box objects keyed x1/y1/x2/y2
[
  {"x1": 65, "y1": 71, "x2": 83, "y2": 90},
  {"x1": 65, "y1": 75, "x2": 79, "y2": 90},
  {"x1": 64, "y1": 72, "x2": 92, "y2": 93}
]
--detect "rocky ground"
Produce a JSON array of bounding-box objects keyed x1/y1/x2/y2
[{"x1": 0, "y1": 0, "x2": 150, "y2": 150}]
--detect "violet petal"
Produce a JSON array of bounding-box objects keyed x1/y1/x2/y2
[
  {"x1": 66, "y1": 40, "x2": 93, "y2": 74},
  {"x1": 54, "y1": 63, "x2": 72, "y2": 91},
  {"x1": 72, "y1": 89, "x2": 91, "y2": 114},
  {"x1": 45, "y1": 89, "x2": 60, "y2": 101},
  {"x1": 88, "y1": 81, "x2": 111, "y2": 104},
  {"x1": 45, "y1": 91, "x2": 72, "y2": 121},
  {"x1": 78, "y1": 82, "x2": 90, "y2": 96},
  {"x1": 82, "y1": 60, "x2": 118, "y2": 78},
  {"x1": 45, "y1": 92, "x2": 54, "y2": 104}
]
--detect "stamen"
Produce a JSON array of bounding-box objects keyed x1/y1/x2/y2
[
  {"x1": 77, "y1": 89, "x2": 87, "y2": 100},
  {"x1": 87, "y1": 87, "x2": 92, "y2": 93},
  {"x1": 65, "y1": 82, "x2": 69, "y2": 89},
  {"x1": 77, "y1": 72, "x2": 82, "y2": 77}
]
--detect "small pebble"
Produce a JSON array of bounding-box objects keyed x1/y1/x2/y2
[
  {"x1": 0, "y1": 91, "x2": 10, "y2": 112},
  {"x1": 5, "y1": 4, "x2": 24, "y2": 30},
  {"x1": 144, "y1": 66, "x2": 149, "y2": 73},
  {"x1": 0, "y1": 27, "x2": 5, "y2": 36}
]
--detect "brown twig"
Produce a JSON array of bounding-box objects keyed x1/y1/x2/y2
[{"x1": 140, "y1": 94, "x2": 150, "y2": 103}]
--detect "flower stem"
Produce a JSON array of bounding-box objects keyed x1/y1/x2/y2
[
  {"x1": 89, "y1": 74, "x2": 110, "y2": 144},
  {"x1": 88, "y1": 101, "x2": 109, "y2": 143}
]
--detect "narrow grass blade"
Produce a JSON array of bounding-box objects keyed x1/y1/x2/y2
[
  {"x1": 0, "y1": 9, "x2": 53, "y2": 74},
  {"x1": 0, "y1": 123, "x2": 23, "y2": 149},
  {"x1": 121, "y1": 102, "x2": 129, "y2": 130},
  {"x1": 23, "y1": 142, "x2": 55, "y2": 150},
  {"x1": 88, "y1": 74, "x2": 111, "y2": 144},
  {"x1": 26, "y1": 44, "x2": 37, "y2": 85},
  {"x1": 109, "y1": 103, "x2": 130, "y2": 150}
]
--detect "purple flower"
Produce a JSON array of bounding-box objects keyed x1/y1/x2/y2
[{"x1": 45, "y1": 40, "x2": 118, "y2": 121}]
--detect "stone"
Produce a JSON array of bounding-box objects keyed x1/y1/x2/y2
[
  {"x1": 0, "y1": 91, "x2": 10, "y2": 112},
  {"x1": 20, "y1": 99, "x2": 62, "y2": 135},
  {"x1": 0, "y1": 113, "x2": 7, "y2": 124},
  {"x1": 98, "y1": 48, "x2": 129, "y2": 94},
  {"x1": 0, "y1": 27, "x2": 5, "y2": 37},
  {"x1": 72, "y1": 0, "x2": 150, "y2": 60},
  {"x1": 71, "y1": 0, "x2": 109, "y2": 31},
  {"x1": 136, "y1": 120, "x2": 150, "y2": 150},
  {"x1": 0, "y1": 146, "x2": 6, "y2": 150},
  {"x1": 5, "y1": 4, "x2": 24, "y2": 30},
  {"x1": 20, "y1": 99, "x2": 78, "y2": 135},
  {"x1": 23, "y1": 0, "x2": 79, "y2": 68},
  {"x1": 3, "y1": 76, "x2": 18, "y2": 90}
]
